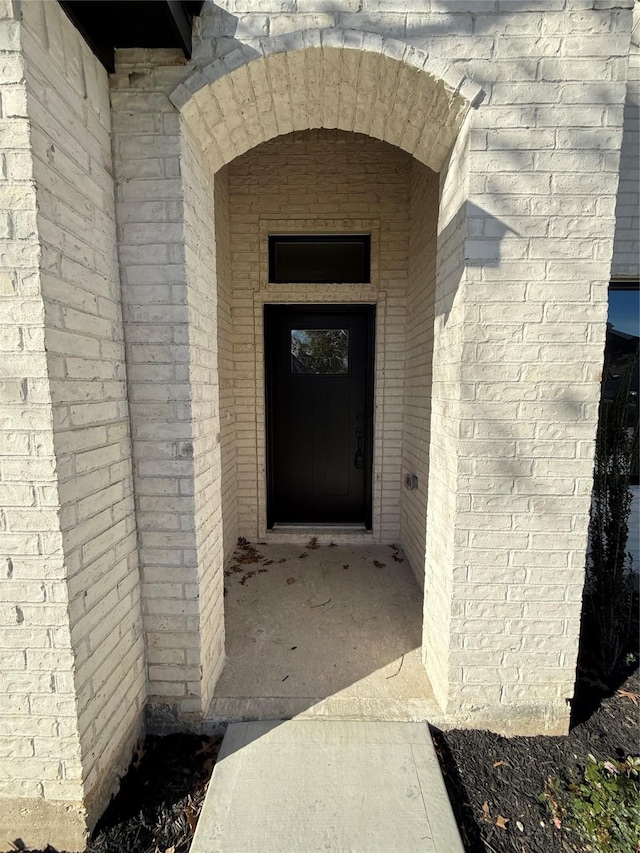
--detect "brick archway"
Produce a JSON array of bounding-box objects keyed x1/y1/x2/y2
[
  {"x1": 163, "y1": 32, "x2": 484, "y2": 723},
  {"x1": 171, "y1": 29, "x2": 484, "y2": 174}
]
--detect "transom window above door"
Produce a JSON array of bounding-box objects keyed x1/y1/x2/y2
[{"x1": 268, "y1": 235, "x2": 371, "y2": 284}]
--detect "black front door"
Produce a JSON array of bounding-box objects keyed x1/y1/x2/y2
[{"x1": 265, "y1": 305, "x2": 374, "y2": 528}]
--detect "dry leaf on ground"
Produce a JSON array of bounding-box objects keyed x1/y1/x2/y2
[
  {"x1": 617, "y1": 689, "x2": 639, "y2": 706},
  {"x1": 185, "y1": 804, "x2": 198, "y2": 834},
  {"x1": 132, "y1": 740, "x2": 145, "y2": 769}
]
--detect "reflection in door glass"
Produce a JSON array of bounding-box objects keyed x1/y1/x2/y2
[{"x1": 291, "y1": 329, "x2": 349, "y2": 374}]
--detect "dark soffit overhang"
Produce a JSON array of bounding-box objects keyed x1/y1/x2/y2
[{"x1": 59, "y1": 1, "x2": 205, "y2": 73}]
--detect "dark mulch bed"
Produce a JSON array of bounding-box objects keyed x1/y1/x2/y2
[
  {"x1": 83, "y1": 735, "x2": 223, "y2": 853},
  {"x1": 20, "y1": 734, "x2": 223, "y2": 853},
  {"x1": 435, "y1": 666, "x2": 640, "y2": 853}
]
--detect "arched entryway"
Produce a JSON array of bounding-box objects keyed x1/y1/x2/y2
[
  {"x1": 167, "y1": 31, "x2": 480, "y2": 721},
  {"x1": 113, "y1": 26, "x2": 600, "y2": 739}
]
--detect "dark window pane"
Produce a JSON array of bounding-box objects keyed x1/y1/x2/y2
[
  {"x1": 608, "y1": 289, "x2": 639, "y2": 339},
  {"x1": 291, "y1": 329, "x2": 349, "y2": 374},
  {"x1": 605, "y1": 284, "x2": 639, "y2": 481},
  {"x1": 269, "y1": 235, "x2": 370, "y2": 283}
]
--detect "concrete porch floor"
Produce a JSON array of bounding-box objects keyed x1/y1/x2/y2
[{"x1": 205, "y1": 542, "x2": 441, "y2": 726}]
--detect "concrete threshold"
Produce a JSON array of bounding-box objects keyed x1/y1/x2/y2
[
  {"x1": 264, "y1": 528, "x2": 374, "y2": 544},
  {"x1": 191, "y1": 720, "x2": 464, "y2": 853}
]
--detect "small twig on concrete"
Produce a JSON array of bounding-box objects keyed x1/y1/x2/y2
[
  {"x1": 386, "y1": 653, "x2": 405, "y2": 679},
  {"x1": 311, "y1": 598, "x2": 332, "y2": 608}
]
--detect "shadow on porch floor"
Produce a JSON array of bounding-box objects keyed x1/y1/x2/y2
[{"x1": 204, "y1": 541, "x2": 440, "y2": 726}]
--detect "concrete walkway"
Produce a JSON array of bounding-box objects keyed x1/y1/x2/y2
[{"x1": 191, "y1": 720, "x2": 464, "y2": 853}]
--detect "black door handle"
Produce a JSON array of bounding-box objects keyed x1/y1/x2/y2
[{"x1": 354, "y1": 425, "x2": 364, "y2": 469}]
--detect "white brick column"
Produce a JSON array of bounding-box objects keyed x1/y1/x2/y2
[
  {"x1": 112, "y1": 50, "x2": 226, "y2": 725},
  {"x1": 422, "y1": 10, "x2": 633, "y2": 732},
  {"x1": 421, "y1": 116, "x2": 471, "y2": 718},
  {"x1": 182, "y1": 124, "x2": 226, "y2": 713},
  {"x1": 0, "y1": 5, "x2": 86, "y2": 847}
]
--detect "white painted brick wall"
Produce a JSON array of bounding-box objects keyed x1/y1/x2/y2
[
  {"x1": 24, "y1": 2, "x2": 145, "y2": 819},
  {"x1": 113, "y1": 51, "x2": 230, "y2": 722},
  {"x1": 0, "y1": 3, "x2": 145, "y2": 845},
  {"x1": 0, "y1": 2, "x2": 86, "y2": 828},
  {"x1": 21, "y1": 3, "x2": 146, "y2": 817},
  {"x1": 213, "y1": 168, "x2": 239, "y2": 565},
  {"x1": 612, "y1": 1, "x2": 639, "y2": 277},
  {"x1": 111, "y1": 52, "x2": 206, "y2": 723},
  {"x1": 182, "y1": 124, "x2": 226, "y2": 711},
  {"x1": 422, "y1": 114, "x2": 471, "y2": 711},
  {"x1": 401, "y1": 161, "x2": 438, "y2": 585},
  {"x1": 444, "y1": 4, "x2": 632, "y2": 726}
]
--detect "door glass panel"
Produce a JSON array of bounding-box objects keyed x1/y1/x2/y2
[{"x1": 291, "y1": 329, "x2": 349, "y2": 374}]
